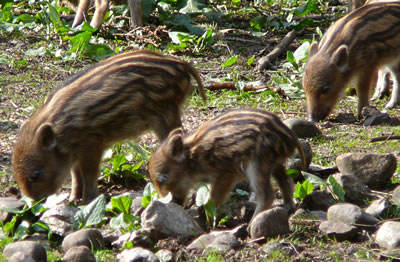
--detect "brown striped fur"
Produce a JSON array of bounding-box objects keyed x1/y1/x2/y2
[
  {"x1": 67, "y1": 0, "x2": 143, "y2": 28},
  {"x1": 12, "y1": 50, "x2": 206, "y2": 203},
  {"x1": 303, "y1": 2, "x2": 400, "y2": 121},
  {"x1": 148, "y1": 109, "x2": 306, "y2": 220}
]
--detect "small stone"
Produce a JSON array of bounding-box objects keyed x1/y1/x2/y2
[
  {"x1": 300, "y1": 190, "x2": 335, "y2": 211},
  {"x1": 334, "y1": 113, "x2": 357, "y2": 124},
  {"x1": 376, "y1": 221, "x2": 400, "y2": 249},
  {"x1": 327, "y1": 203, "x2": 379, "y2": 225},
  {"x1": 187, "y1": 225, "x2": 244, "y2": 253},
  {"x1": 40, "y1": 205, "x2": 79, "y2": 236},
  {"x1": 319, "y1": 221, "x2": 358, "y2": 241},
  {"x1": 365, "y1": 198, "x2": 390, "y2": 217},
  {"x1": 263, "y1": 242, "x2": 296, "y2": 258},
  {"x1": 0, "y1": 197, "x2": 24, "y2": 222},
  {"x1": 332, "y1": 173, "x2": 372, "y2": 205},
  {"x1": 249, "y1": 207, "x2": 290, "y2": 239},
  {"x1": 141, "y1": 201, "x2": 203, "y2": 239},
  {"x1": 112, "y1": 229, "x2": 155, "y2": 249},
  {"x1": 3, "y1": 241, "x2": 46, "y2": 262},
  {"x1": 62, "y1": 228, "x2": 104, "y2": 252},
  {"x1": 63, "y1": 246, "x2": 96, "y2": 262},
  {"x1": 336, "y1": 153, "x2": 396, "y2": 189},
  {"x1": 117, "y1": 247, "x2": 160, "y2": 262},
  {"x1": 155, "y1": 249, "x2": 174, "y2": 262},
  {"x1": 284, "y1": 118, "x2": 321, "y2": 138},
  {"x1": 391, "y1": 185, "x2": 400, "y2": 205}
]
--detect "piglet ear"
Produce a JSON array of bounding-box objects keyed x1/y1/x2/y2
[
  {"x1": 166, "y1": 128, "x2": 184, "y2": 158},
  {"x1": 36, "y1": 123, "x2": 56, "y2": 151},
  {"x1": 309, "y1": 41, "x2": 319, "y2": 57},
  {"x1": 332, "y1": 45, "x2": 349, "y2": 73}
]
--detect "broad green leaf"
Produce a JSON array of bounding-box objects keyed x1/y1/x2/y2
[
  {"x1": 196, "y1": 184, "x2": 210, "y2": 206},
  {"x1": 221, "y1": 56, "x2": 238, "y2": 68},
  {"x1": 247, "y1": 55, "x2": 255, "y2": 67},
  {"x1": 14, "y1": 220, "x2": 30, "y2": 240},
  {"x1": 84, "y1": 43, "x2": 114, "y2": 61},
  {"x1": 74, "y1": 194, "x2": 107, "y2": 229},
  {"x1": 111, "y1": 195, "x2": 132, "y2": 215},
  {"x1": 43, "y1": 193, "x2": 69, "y2": 209},
  {"x1": 250, "y1": 16, "x2": 266, "y2": 31},
  {"x1": 302, "y1": 171, "x2": 326, "y2": 187},
  {"x1": 141, "y1": 195, "x2": 152, "y2": 208},
  {"x1": 293, "y1": 41, "x2": 310, "y2": 63},
  {"x1": 294, "y1": 181, "x2": 306, "y2": 200},
  {"x1": 328, "y1": 175, "x2": 345, "y2": 201},
  {"x1": 16, "y1": 14, "x2": 36, "y2": 23},
  {"x1": 286, "y1": 50, "x2": 298, "y2": 70},
  {"x1": 47, "y1": 4, "x2": 61, "y2": 25},
  {"x1": 69, "y1": 31, "x2": 91, "y2": 53}
]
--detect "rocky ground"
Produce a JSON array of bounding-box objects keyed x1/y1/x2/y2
[{"x1": 3, "y1": 1, "x2": 400, "y2": 261}]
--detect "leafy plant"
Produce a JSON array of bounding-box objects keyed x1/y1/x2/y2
[
  {"x1": 74, "y1": 194, "x2": 107, "y2": 229},
  {"x1": 300, "y1": 171, "x2": 345, "y2": 202},
  {"x1": 107, "y1": 195, "x2": 140, "y2": 233},
  {"x1": 141, "y1": 182, "x2": 172, "y2": 208},
  {"x1": 168, "y1": 28, "x2": 214, "y2": 53},
  {"x1": 196, "y1": 184, "x2": 218, "y2": 228},
  {"x1": 294, "y1": 180, "x2": 314, "y2": 201}
]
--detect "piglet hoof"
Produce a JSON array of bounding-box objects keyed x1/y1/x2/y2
[{"x1": 384, "y1": 100, "x2": 399, "y2": 109}]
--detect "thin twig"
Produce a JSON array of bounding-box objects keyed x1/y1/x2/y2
[
  {"x1": 256, "y1": 29, "x2": 297, "y2": 71},
  {"x1": 370, "y1": 135, "x2": 400, "y2": 142}
]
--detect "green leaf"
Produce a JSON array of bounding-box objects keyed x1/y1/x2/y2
[
  {"x1": 221, "y1": 56, "x2": 238, "y2": 68},
  {"x1": 286, "y1": 50, "x2": 298, "y2": 70},
  {"x1": 328, "y1": 175, "x2": 345, "y2": 201},
  {"x1": 14, "y1": 220, "x2": 30, "y2": 240},
  {"x1": 69, "y1": 31, "x2": 91, "y2": 53},
  {"x1": 293, "y1": 41, "x2": 310, "y2": 63},
  {"x1": 141, "y1": 195, "x2": 152, "y2": 208},
  {"x1": 111, "y1": 195, "x2": 132, "y2": 215},
  {"x1": 47, "y1": 4, "x2": 61, "y2": 25},
  {"x1": 302, "y1": 171, "x2": 326, "y2": 187},
  {"x1": 204, "y1": 200, "x2": 217, "y2": 228},
  {"x1": 247, "y1": 55, "x2": 255, "y2": 67},
  {"x1": 74, "y1": 194, "x2": 107, "y2": 229},
  {"x1": 195, "y1": 184, "x2": 210, "y2": 206},
  {"x1": 250, "y1": 16, "x2": 267, "y2": 31},
  {"x1": 84, "y1": 43, "x2": 114, "y2": 61},
  {"x1": 16, "y1": 14, "x2": 36, "y2": 23}
]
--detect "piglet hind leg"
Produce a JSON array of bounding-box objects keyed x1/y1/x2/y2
[
  {"x1": 72, "y1": 0, "x2": 90, "y2": 27},
  {"x1": 385, "y1": 62, "x2": 400, "y2": 109},
  {"x1": 271, "y1": 164, "x2": 296, "y2": 213},
  {"x1": 247, "y1": 161, "x2": 274, "y2": 221}
]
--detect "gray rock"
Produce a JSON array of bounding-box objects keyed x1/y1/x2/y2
[
  {"x1": 365, "y1": 198, "x2": 390, "y2": 217},
  {"x1": 141, "y1": 201, "x2": 203, "y2": 239},
  {"x1": 327, "y1": 203, "x2": 379, "y2": 225},
  {"x1": 334, "y1": 113, "x2": 357, "y2": 124},
  {"x1": 300, "y1": 190, "x2": 335, "y2": 211},
  {"x1": 319, "y1": 221, "x2": 358, "y2": 241},
  {"x1": 40, "y1": 205, "x2": 79, "y2": 236},
  {"x1": 8, "y1": 252, "x2": 35, "y2": 262},
  {"x1": 287, "y1": 139, "x2": 312, "y2": 170},
  {"x1": 262, "y1": 242, "x2": 296, "y2": 258},
  {"x1": 187, "y1": 225, "x2": 245, "y2": 253},
  {"x1": 3, "y1": 241, "x2": 46, "y2": 262},
  {"x1": 249, "y1": 207, "x2": 290, "y2": 239},
  {"x1": 63, "y1": 246, "x2": 96, "y2": 262},
  {"x1": 155, "y1": 249, "x2": 174, "y2": 262},
  {"x1": 336, "y1": 153, "x2": 396, "y2": 189},
  {"x1": 284, "y1": 118, "x2": 321, "y2": 138},
  {"x1": 289, "y1": 208, "x2": 327, "y2": 223},
  {"x1": 62, "y1": 228, "x2": 104, "y2": 252},
  {"x1": 332, "y1": 173, "x2": 372, "y2": 205},
  {"x1": 0, "y1": 197, "x2": 24, "y2": 222},
  {"x1": 379, "y1": 249, "x2": 400, "y2": 260},
  {"x1": 376, "y1": 221, "x2": 400, "y2": 249},
  {"x1": 392, "y1": 185, "x2": 400, "y2": 205},
  {"x1": 112, "y1": 229, "x2": 155, "y2": 249},
  {"x1": 361, "y1": 106, "x2": 400, "y2": 126},
  {"x1": 117, "y1": 247, "x2": 160, "y2": 262}
]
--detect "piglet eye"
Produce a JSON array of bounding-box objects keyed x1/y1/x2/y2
[
  {"x1": 30, "y1": 170, "x2": 43, "y2": 182},
  {"x1": 321, "y1": 84, "x2": 331, "y2": 94}
]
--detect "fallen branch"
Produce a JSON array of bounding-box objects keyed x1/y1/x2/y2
[
  {"x1": 256, "y1": 29, "x2": 297, "y2": 71},
  {"x1": 370, "y1": 135, "x2": 400, "y2": 143},
  {"x1": 204, "y1": 82, "x2": 286, "y2": 96}
]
